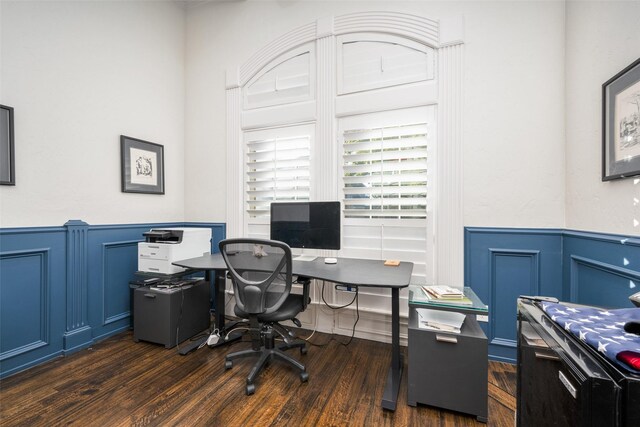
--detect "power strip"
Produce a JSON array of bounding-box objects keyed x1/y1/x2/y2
[{"x1": 335, "y1": 285, "x2": 356, "y2": 293}]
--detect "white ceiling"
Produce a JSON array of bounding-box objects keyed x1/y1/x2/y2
[{"x1": 173, "y1": 0, "x2": 242, "y2": 9}]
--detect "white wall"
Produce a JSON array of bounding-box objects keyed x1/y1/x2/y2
[
  {"x1": 184, "y1": 0, "x2": 567, "y2": 229},
  {"x1": 3, "y1": 0, "x2": 634, "y2": 236},
  {"x1": 0, "y1": 1, "x2": 185, "y2": 227},
  {"x1": 463, "y1": 1, "x2": 566, "y2": 228},
  {"x1": 565, "y1": 0, "x2": 640, "y2": 236}
]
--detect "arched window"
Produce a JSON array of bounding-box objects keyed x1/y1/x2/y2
[{"x1": 226, "y1": 12, "x2": 464, "y2": 304}]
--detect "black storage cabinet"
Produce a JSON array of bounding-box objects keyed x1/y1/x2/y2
[
  {"x1": 133, "y1": 280, "x2": 210, "y2": 348},
  {"x1": 516, "y1": 298, "x2": 640, "y2": 426}
]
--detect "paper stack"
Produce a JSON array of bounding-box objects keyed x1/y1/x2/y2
[
  {"x1": 416, "y1": 308, "x2": 466, "y2": 333},
  {"x1": 421, "y1": 285, "x2": 473, "y2": 306},
  {"x1": 422, "y1": 285, "x2": 464, "y2": 299}
]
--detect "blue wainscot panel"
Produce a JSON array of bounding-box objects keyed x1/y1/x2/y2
[
  {"x1": 563, "y1": 231, "x2": 640, "y2": 308},
  {"x1": 0, "y1": 227, "x2": 67, "y2": 378},
  {"x1": 465, "y1": 227, "x2": 640, "y2": 364},
  {"x1": 0, "y1": 222, "x2": 225, "y2": 379},
  {"x1": 465, "y1": 228, "x2": 563, "y2": 363}
]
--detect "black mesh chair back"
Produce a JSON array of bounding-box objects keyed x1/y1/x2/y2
[{"x1": 220, "y1": 239, "x2": 292, "y2": 315}]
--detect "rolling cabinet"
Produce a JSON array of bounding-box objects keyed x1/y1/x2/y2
[
  {"x1": 407, "y1": 286, "x2": 489, "y2": 423},
  {"x1": 134, "y1": 279, "x2": 210, "y2": 348}
]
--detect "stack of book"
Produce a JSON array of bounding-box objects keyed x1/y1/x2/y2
[
  {"x1": 416, "y1": 308, "x2": 466, "y2": 333},
  {"x1": 421, "y1": 285, "x2": 473, "y2": 305}
]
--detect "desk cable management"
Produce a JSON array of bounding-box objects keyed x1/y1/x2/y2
[{"x1": 306, "y1": 280, "x2": 360, "y2": 347}]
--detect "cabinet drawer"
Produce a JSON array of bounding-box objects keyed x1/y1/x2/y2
[{"x1": 407, "y1": 307, "x2": 488, "y2": 419}]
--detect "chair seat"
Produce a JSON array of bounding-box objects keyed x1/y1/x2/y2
[{"x1": 234, "y1": 292, "x2": 304, "y2": 322}]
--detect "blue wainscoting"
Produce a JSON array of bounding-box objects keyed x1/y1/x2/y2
[
  {"x1": 3, "y1": 224, "x2": 636, "y2": 376},
  {"x1": 465, "y1": 227, "x2": 640, "y2": 363},
  {"x1": 0, "y1": 227, "x2": 68, "y2": 379},
  {"x1": 465, "y1": 228, "x2": 563, "y2": 363},
  {"x1": 563, "y1": 231, "x2": 640, "y2": 307},
  {"x1": 0, "y1": 221, "x2": 225, "y2": 378}
]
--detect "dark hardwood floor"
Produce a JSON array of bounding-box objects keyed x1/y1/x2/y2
[{"x1": 0, "y1": 330, "x2": 516, "y2": 426}]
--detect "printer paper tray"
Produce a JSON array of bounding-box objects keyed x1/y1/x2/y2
[{"x1": 139, "y1": 258, "x2": 185, "y2": 275}]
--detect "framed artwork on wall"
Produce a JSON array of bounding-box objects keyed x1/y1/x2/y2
[
  {"x1": 120, "y1": 135, "x2": 165, "y2": 194},
  {"x1": 602, "y1": 57, "x2": 640, "y2": 181},
  {"x1": 0, "y1": 104, "x2": 15, "y2": 185}
]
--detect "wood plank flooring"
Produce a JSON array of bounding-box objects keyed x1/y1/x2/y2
[{"x1": 0, "y1": 330, "x2": 517, "y2": 426}]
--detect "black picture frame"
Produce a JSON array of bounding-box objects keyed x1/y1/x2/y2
[
  {"x1": 602, "y1": 57, "x2": 640, "y2": 181},
  {"x1": 0, "y1": 104, "x2": 15, "y2": 186},
  {"x1": 120, "y1": 135, "x2": 165, "y2": 194}
]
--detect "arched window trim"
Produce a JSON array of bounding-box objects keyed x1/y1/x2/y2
[
  {"x1": 243, "y1": 43, "x2": 316, "y2": 111},
  {"x1": 226, "y1": 12, "x2": 465, "y2": 286},
  {"x1": 336, "y1": 32, "x2": 436, "y2": 95}
]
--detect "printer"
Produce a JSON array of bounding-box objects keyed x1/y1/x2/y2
[{"x1": 138, "y1": 228, "x2": 211, "y2": 275}]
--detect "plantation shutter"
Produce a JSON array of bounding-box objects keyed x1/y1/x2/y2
[
  {"x1": 342, "y1": 122, "x2": 428, "y2": 219},
  {"x1": 246, "y1": 127, "x2": 311, "y2": 219}
]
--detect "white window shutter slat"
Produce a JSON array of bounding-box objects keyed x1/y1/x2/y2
[
  {"x1": 342, "y1": 120, "x2": 428, "y2": 220},
  {"x1": 245, "y1": 126, "x2": 312, "y2": 219}
]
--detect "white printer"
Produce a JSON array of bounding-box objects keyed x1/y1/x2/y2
[{"x1": 138, "y1": 228, "x2": 211, "y2": 275}]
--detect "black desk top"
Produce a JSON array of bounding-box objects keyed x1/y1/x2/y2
[{"x1": 173, "y1": 253, "x2": 413, "y2": 289}]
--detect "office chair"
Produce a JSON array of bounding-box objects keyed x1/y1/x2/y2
[{"x1": 219, "y1": 238, "x2": 309, "y2": 395}]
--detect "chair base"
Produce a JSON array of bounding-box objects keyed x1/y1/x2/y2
[{"x1": 225, "y1": 339, "x2": 308, "y2": 395}]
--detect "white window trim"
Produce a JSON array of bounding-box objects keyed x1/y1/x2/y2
[
  {"x1": 226, "y1": 12, "x2": 465, "y2": 287},
  {"x1": 336, "y1": 32, "x2": 435, "y2": 95},
  {"x1": 243, "y1": 43, "x2": 316, "y2": 111}
]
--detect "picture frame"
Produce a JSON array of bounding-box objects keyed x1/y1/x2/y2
[
  {"x1": 602, "y1": 57, "x2": 640, "y2": 181},
  {"x1": 0, "y1": 104, "x2": 15, "y2": 185},
  {"x1": 120, "y1": 135, "x2": 165, "y2": 194}
]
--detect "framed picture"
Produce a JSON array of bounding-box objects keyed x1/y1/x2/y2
[
  {"x1": 120, "y1": 135, "x2": 164, "y2": 194},
  {"x1": 603, "y1": 57, "x2": 640, "y2": 181},
  {"x1": 0, "y1": 104, "x2": 15, "y2": 185}
]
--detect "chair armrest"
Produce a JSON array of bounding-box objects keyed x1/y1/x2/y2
[{"x1": 297, "y1": 276, "x2": 311, "y2": 310}]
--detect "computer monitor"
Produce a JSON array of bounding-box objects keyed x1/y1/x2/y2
[{"x1": 270, "y1": 201, "x2": 341, "y2": 250}]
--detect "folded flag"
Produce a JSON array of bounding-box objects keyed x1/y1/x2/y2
[{"x1": 542, "y1": 302, "x2": 640, "y2": 373}]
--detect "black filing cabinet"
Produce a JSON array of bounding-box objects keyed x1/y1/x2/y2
[
  {"x1": 407, "y1": 286, "x2": 489, "y2": 423},
  {"x1": 133, "y1": 280, "x2": 210, "y2": 348}
]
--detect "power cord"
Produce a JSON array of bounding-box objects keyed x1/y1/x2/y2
[
  {"x1": 320, "y1": 280, "x2": 358, "y2": 309},
  {"x1": 304, "y1": 280, "x2": 360, "y2": 347}
]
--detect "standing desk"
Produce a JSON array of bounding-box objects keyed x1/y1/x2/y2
[{"x1": 173, "y1": 253, "x2": 413, "y2": 412}]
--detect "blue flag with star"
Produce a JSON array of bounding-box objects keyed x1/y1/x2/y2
[{"x1": 542, "y1": 302, "x2": 640, "y2": 373}]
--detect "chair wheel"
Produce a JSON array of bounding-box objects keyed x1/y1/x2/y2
[
  {"x1": 300, "y1": 346, "x2": 308, "y2": 355},
  {"x1": 300, "y1": 371, "x2": 309, "y2": 383},
  {"x1": 246, "y1": 384, "x2": 255, "y2": 395},
  {"x1": 225, "y1": 360, "x2": 233, "y2": 370}
]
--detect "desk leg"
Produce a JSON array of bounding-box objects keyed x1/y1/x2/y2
[
  {"x1": 212, "y1": 269, "x2": 225, "y2": 330},
  {"x1": 210, "y1": 269, "x2": 242, "y2": 347},
  {"x1": 381, "y1": 287, "x2": 403, "y2": 411}
]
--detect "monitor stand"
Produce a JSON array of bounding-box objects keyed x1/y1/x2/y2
[{"x1": 294, "y1": 254, "x2": 317, "y2": 262}]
